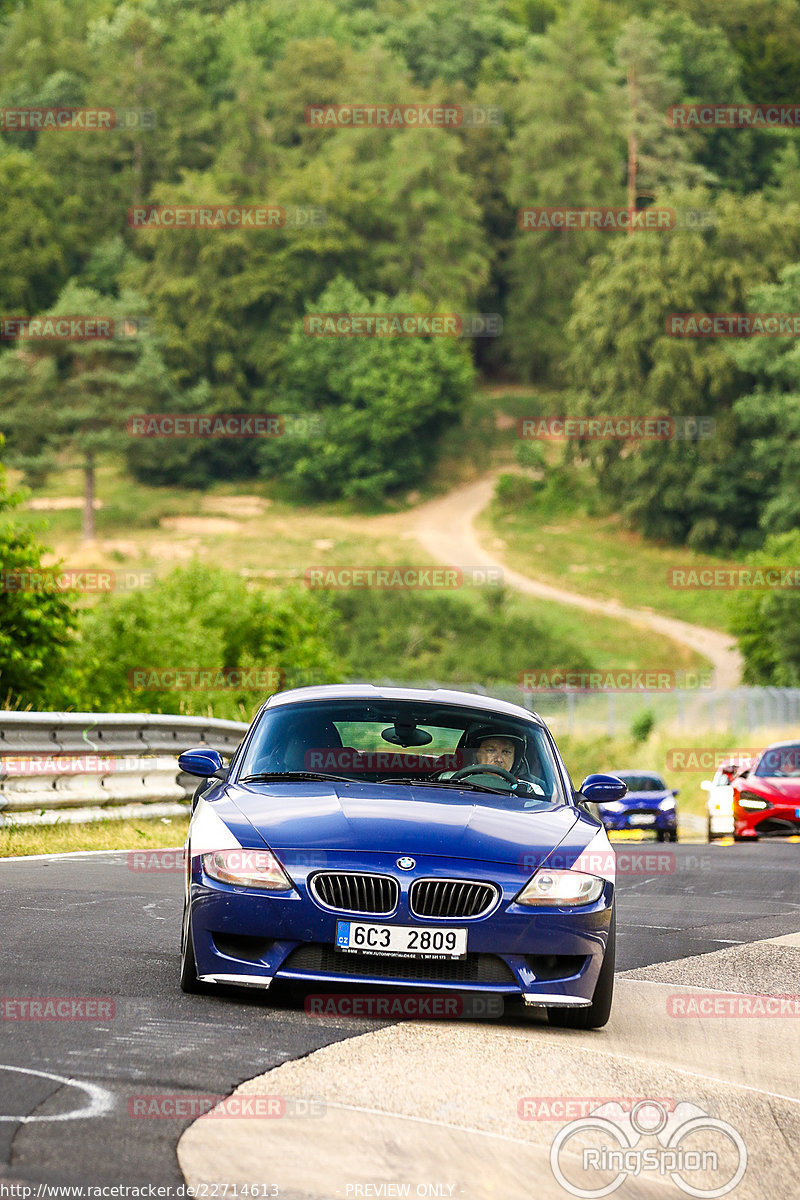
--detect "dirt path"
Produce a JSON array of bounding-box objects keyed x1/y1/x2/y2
[{"x1": 404, "y1": 474, "x2": 742, "y2": 688}]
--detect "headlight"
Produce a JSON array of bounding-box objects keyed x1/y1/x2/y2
[
  {"x1": 736, "y1": 791, "x2": 770, "y2": 811},
  {"x1": 203, "y1": 848, "x2": 293, "y2": 890},
  {"x1": 516, "y1": 869, "x2": 604, "y2": 907},
  {"x1": 599, "y1": 801, "x2": 625, "y2": 813},
  {"x1": 658, "y1": 796, "x2": 675, "y2": 810}
]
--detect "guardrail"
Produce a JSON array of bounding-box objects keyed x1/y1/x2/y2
[{"x1": 0, "y1": 711, "x2": 248, "y2": 826}]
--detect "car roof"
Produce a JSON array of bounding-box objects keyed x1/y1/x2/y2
[{"x1": 264, "y1": 684, "x2": 544, "y2": 726}]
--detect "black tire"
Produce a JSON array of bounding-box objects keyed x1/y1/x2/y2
[
  {"x1": 548, "y1": 908, "x2": 615, "y2": 1031},
  {"x1": 668, "y1": 829, "x2": 678, "y2": 843},
  {"x1": 179, "y1": 905, "x2": 205, "y2": 994},
  {"x1": 707, "y1": 817, "x2": 717, "y2": 842}
]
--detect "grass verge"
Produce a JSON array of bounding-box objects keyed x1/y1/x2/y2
[{"x1": 0, "y1": 814, "x2": 190, "y2": 858}]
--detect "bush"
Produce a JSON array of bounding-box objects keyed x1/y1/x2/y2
[
  {"x1": 0, "y1": 444, "x2": 78, "y2": 708},
  {"x1": 70, "y1": 563, "x2": 344, "y2": 719}
]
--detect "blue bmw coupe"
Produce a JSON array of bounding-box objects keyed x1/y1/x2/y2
[{"x1": 178, "y1": 685, "x2": 625, "y2": 1029}]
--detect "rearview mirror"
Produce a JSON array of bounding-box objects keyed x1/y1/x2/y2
[
  {"x1": 578, "y1": 773, "x2": 627, "y2": 804},
  {"x1": 178, "y1": 747, "x2": 226, "y2": 778},
  {"x1": 700, "y1": 780, "x2": 712, "y2": 791}
]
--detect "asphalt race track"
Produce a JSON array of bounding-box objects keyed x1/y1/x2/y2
[{"x1": 1, "y1": 842, "x2": 798, "y2": 1188}]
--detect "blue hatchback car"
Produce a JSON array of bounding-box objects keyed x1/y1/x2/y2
[
  {"x1": 178, "y1": 685, "x2": 625, "y2": 1029},
  {"x1": 597, "y1": 771, "x2": 678, "y2": 842}
]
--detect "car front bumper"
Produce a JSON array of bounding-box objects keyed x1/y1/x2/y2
[{"x1": 188, "y1": 850, "x2": 614, "y2": 1007}]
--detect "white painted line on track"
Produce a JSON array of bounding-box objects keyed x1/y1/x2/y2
[
  {"x1": 0, "y1": 1064, "x2": 115, "y2": 1122},
  {"x1": 0, "y1": 846, "x2": 182, "y2": 864}
]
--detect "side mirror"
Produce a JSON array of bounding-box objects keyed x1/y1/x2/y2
[
  {"x1": 178, "y1": 747, "x2": 226, "y2": 778},
  {"x1": 672, "y1": 788, "x2": 680, "y2": 797},
  {"x1": 578, "y1": 773, "x2": 627, "y2": 804},
  {"x1": 700, "y1": 780, "x2": 712, "y2": 792}
]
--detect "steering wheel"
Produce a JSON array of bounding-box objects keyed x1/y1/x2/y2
[{"x1": 448, "y1": 764, "x2": 519, "y2": 787}]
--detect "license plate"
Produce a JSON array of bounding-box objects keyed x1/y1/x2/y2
[
  {"x1": 336, "y1": 920, "x2": 467, "y2": 959},
  {"x1": 628, "y1": 813, "x2": 656, "y2": 826}
]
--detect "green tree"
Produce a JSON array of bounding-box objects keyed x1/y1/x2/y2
[
  {"x1": 0, "y1": 146, "x2": 82, "y2": 316},
  {"x1": 259, "y1": 276, "x2": 475, "y2": 502},
  {"x1": 504, "y1": 9, "x2": 625, "y2": 380},
  {"x1": 0, "y1": 439, "x2": 77, "y2": 708},
  {"x1": 727, "y1": 264, "x2": 800, "y2": 536},
  {"x1": 0, "y1": 281, "x2": 165, "y2": 540},
  {"x1": 730, "y1": 532, "x2": 800, "y2": 684},
  {"x1": 565, "y1": 190, "x2": 800, "y2": 549}
]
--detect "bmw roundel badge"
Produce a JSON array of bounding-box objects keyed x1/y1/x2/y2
[{"x1": 397, "y1": 856, "x2": 415, "y2": 870}]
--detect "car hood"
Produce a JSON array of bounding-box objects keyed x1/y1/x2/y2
[
  {"x1": 227, "y1": 781, "x2": 580, "y2": 866},
  {"x1": 746, "y1": 777, "x2": 800, "y2": 801}
]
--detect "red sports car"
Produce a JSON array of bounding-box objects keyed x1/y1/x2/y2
[{"x1": 733, "y1": 741, "x2": 800, "y2": 840}]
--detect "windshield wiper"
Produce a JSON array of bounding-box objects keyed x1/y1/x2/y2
[
  {"x1": 239, "y1": 771, "x2": 354, "y2": 785},
  {"x1": 379, "y1": 777, "x2": 504, "y2": 794}
]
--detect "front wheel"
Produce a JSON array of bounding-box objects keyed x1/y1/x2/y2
[
  {"x1": 179, "y1": 905, "x2": 205, "y2": 994},
  {"x1": 548, "y1": 908, "x2": 615, "y2": 1031}
]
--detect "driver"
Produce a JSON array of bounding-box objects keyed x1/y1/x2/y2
[
  {"x1": 447, "y1": 725, "x2": 546, "y2": 798},
  {"x1": 475, "y1": 734, "x2": 518, "y2": 773}
]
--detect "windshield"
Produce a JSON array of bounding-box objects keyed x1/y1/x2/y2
[
  {"x1": 755, "y1": 745, "x2": 800, "y2": 778},
  {"x1": 614, "y1": 774, "x2": 666, "y2": 792},
  {"x1": 237, "y1": 698, "x2": 568, "y2": 804}
]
